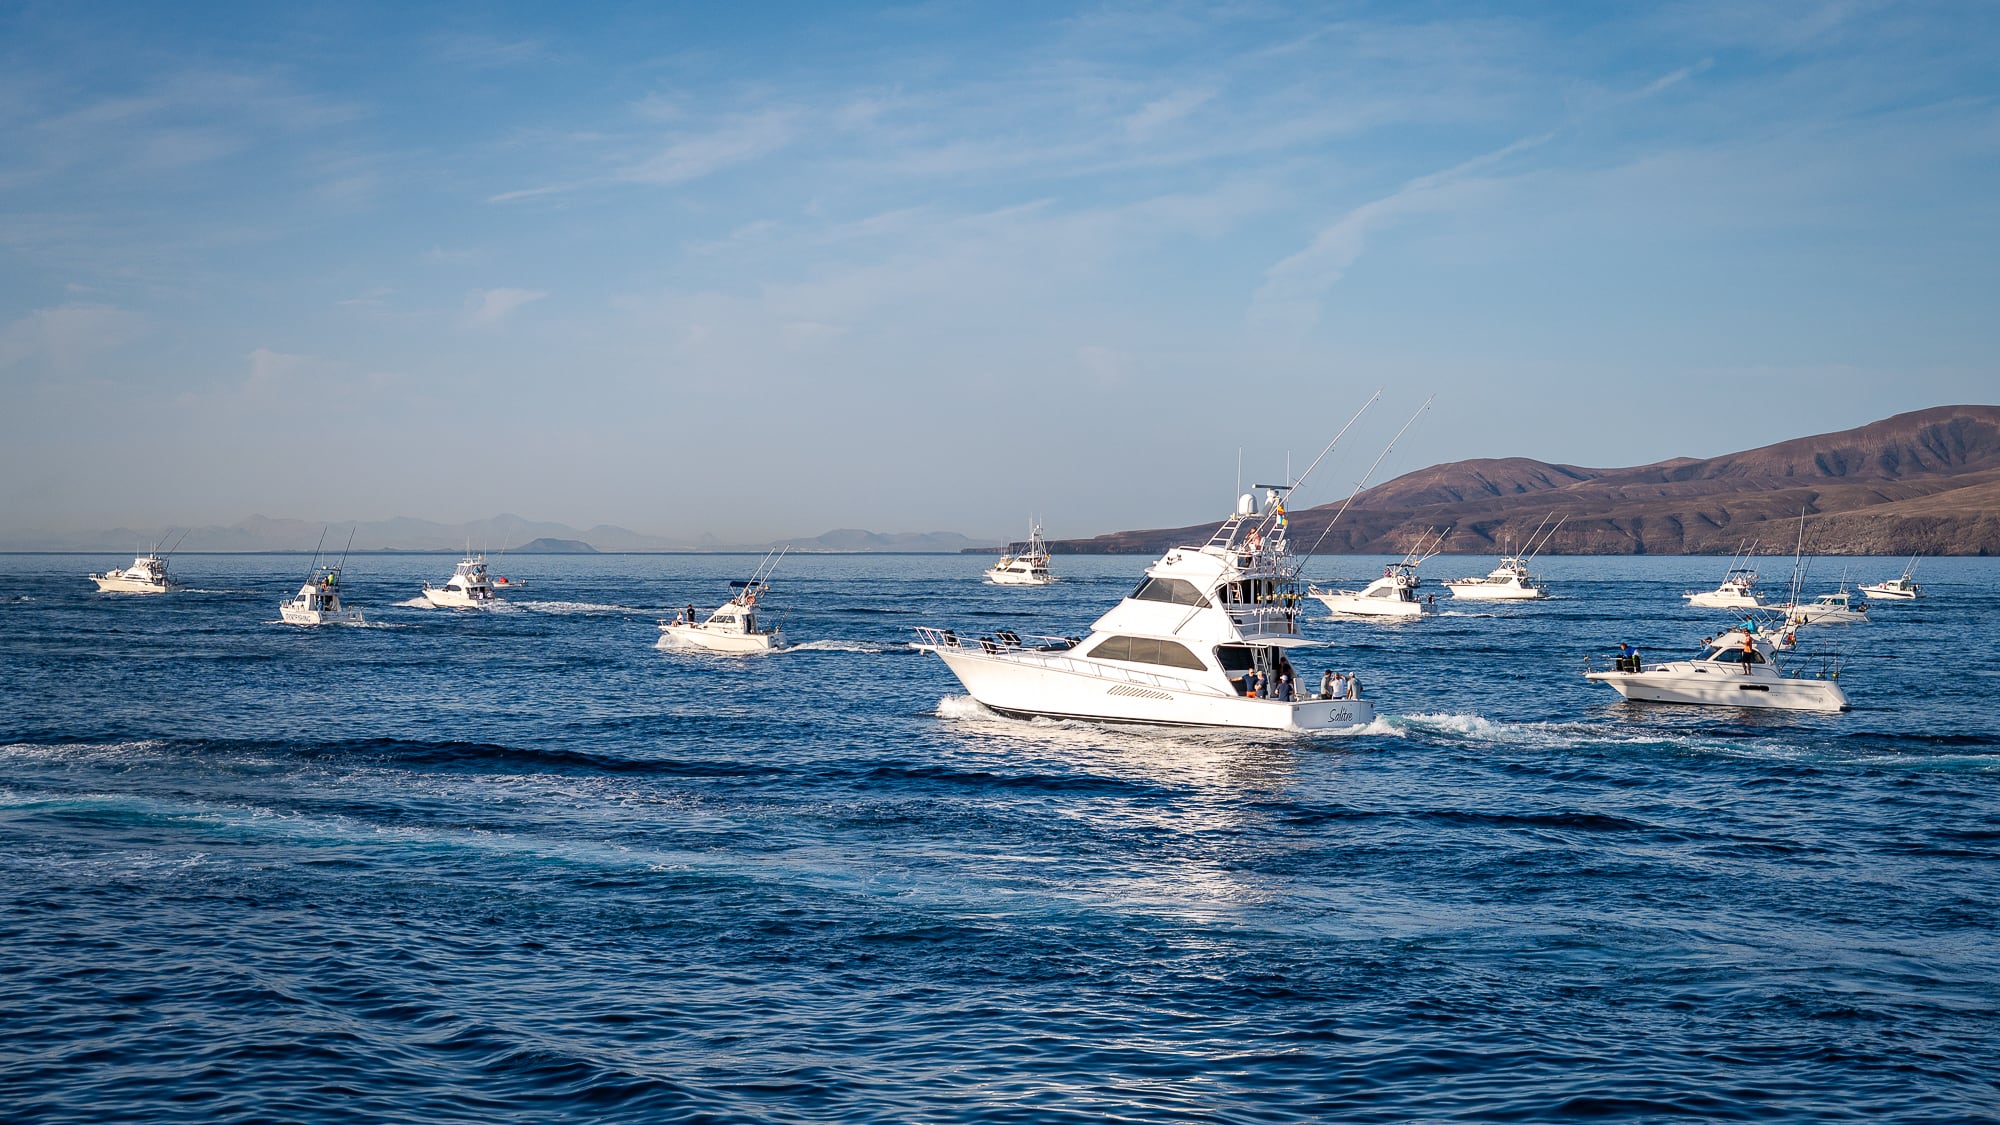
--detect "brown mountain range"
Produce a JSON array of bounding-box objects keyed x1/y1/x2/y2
[{"x1": 1046, "y1": 404, "x2": 2000, "y2": 556}]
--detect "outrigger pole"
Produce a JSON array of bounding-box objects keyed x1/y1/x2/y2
[{"x1": 1301, "y1": 394, "x2": 1435, "y2": 562}]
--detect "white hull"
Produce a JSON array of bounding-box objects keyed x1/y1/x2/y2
[
  {"x1": 1780, "y1": 606, "x2": 1867, "y2": 625},
  {"x1": 1311, "y1": 591, "x2": 1424, "y2": 617},
  {"x1": 1685, "y1": 591, "x2": 1764, "y2": 609},
  {"x1": 1859, "y1": 583, "x2": 1918, "y2": 600},
  {"x1": 91, "y1": 575, "x2": 170, "y2": 594},
  {"x1": 281, "y1": 605, "x2": 365, "y2": 626},
  {"x1": 660, "y1": 623, "x2": 783, "y2": 653},
  {"x1": 422, "y1": 587, "x2": 497, "y2": 609},
  {"x1": 1586, "y1": 667, "x2": 1849, "y2": 712},
  {"x1": 1445, "y1": 582, "x2": 1545, "y2": 601},
  {"x1": 938, "y1": 648, "x2": 1373, "y2": 732},
  {"x1": 987, "y1": 569, "x2": 1054, "y2": 586}
]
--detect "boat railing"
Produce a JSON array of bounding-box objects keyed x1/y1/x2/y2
[
  {"x1": 1226, "y1": 606, "x2": 1300, "y2": 636},
  {"x1": 914, "y1": 626, "x2": 1225, "y2": 696}
]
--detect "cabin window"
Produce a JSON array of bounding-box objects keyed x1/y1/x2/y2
[
  {"x1": 1086, "y1": 634, "x2": 1207, "y2": 671},
  {"x1": 1214, "y1": 645, "x2": 1256, "y2": 673},
  {"x1": 1128, "y1": 577, "x2": 1210, "y2": 607}
]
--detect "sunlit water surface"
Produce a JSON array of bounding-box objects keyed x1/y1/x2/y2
[{"x1": 3, "y1": 552, "x2": 1996, "y2": 1122}]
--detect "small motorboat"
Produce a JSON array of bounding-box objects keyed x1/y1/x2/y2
[
  {"x1": 422, "y1": 554, "x2": 500, "y2": 608},
  {"x1": 987, "y1": 522, "x2": 1055, "y2": 586},
  {"x1": 490, "y1": 574, "x2": 526, "y2": 591},
  {"x1": 660, "y1": 549, "x2": 787, "y2": 654},
  {"x1": 1861, "y1": 558, "x2": 1923, "y2": 601},
  {"x1": 89, "y1": 549, "x2": 177, "y2": 594},
  {"x1": 1585, "y1": 627, "x2": 1848, "y2": 713}
]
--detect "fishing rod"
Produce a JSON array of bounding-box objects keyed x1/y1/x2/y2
[
  {"x1": 303, "y1": 527, "x2": 328, "y2": 585},
  {"x1": 336, "y1": 526, "x2": 356, "y2": 575},
  {"x1": 1268, "y1": 389, "x2": 1383, "y2": 506},
  {"x1": 1301, "y1": 394, "x2": 1435, "y2": 562},
  {"x1": 1524, "y1": 512, "x2": 1569, "y2": 564}
]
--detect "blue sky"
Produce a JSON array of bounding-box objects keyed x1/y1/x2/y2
[{"x1": 2, "y1": 2, "x2": 1995, "y2": 540}]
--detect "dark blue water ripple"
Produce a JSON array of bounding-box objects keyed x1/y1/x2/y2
[{"x1": 3, "y1": 552, "x2": 1998, "y2": 1122}]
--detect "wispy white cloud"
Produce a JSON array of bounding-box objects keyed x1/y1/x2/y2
[
  {"x1": 1251, "y1": 133, "x2": 1552, "y2": 336},
  {"x1": 619, "y1": 111, "x2": 797, "y2": 186},
  {"x1": 465, "y1": 287, "x2": 548, "y2": 326}
]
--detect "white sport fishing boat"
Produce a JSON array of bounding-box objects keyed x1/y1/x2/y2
[
  {"x1": 660, "y1": 549, "x2": 786, "y2": 654},
  {"x1": 1444, "y1": 514, "x2": 1563, "y2": 601},
  {"x1": 1777, "y1": 590, "x2": 1868, "y2": 626},
  {"x1": 917, "y1": 488, "x2": 1373, "y2": 732},
  {"x1": 1685, "y1": 568, "x2": 1767, "y2": 609},
  {"x1": 281, "y1": 565, "x2": 364, "y2": 626},
  {"x1": 421, "y1": 554, "x2": 500, "y2": 608},
  {"x1": 1585, "y1": 627, "x2": 1848, "y2": 713},
  {"x1": 1308, "y1": 529, "x2": 1444, "y2": 618},
  {"x1": 89, "y1": 551, "x2": 177, "y2": 594},
  {"x1": 1861, "y1": 558, "x2": 1923, "y2": 601},
  {"x1": 281, "y1": 530, "x2": 364, "y2": 626},
  {"x1": 987, "y1": 523, "x2": 1055, "y2": 586}
]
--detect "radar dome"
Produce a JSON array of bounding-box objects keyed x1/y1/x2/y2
[{"x1": 1236, "y1": 493, "x2": 1257, "y2": 517}]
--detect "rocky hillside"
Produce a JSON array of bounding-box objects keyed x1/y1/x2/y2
[{"x1": 1049, "y1": 404, "x2": 2000, "y2": 556}]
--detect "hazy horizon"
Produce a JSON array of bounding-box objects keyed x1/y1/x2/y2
[{"x1": 4, "y1": 4, "x2": 1996, "y2": 541}]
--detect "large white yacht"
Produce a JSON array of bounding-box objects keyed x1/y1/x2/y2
[
  {"x1": 660, "y1": 550, "x2": 786, "y2": 654},
  {"x1": 987, "y1": 523, "x2": 1055, "y2": 586},
  {"x1": 917, "y1": 490, "x2": 1373, "y2": 732},
  {"x1": 1308, "y1": 530, "x2": 1444, "y2": 618},
  {"x1": 1585, "y1": 627, "x2": 1848, "y2": 713},
  {"x1": 90, "y1": 551, "x2": 176, "y2": 594},
  {"x1": 1861, "y1": 558, "x2": 1922, "y2": 601},
  {"x1": 421, "y1": 554, "x2": 500, "y2": 609},
  {"x1": 281, "y1": 563, "x2": 365, "y2": 626},
  {"x1": 1685, "y1": 568, "x2": 1767, "y2": 609}
]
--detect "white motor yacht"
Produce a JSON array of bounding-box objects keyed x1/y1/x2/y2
[
  {"x1": 1777, "y1": 590, "x2": 1868, "y2": 626},
  {"x1": 421, "y1": 554, "x2": 500, "y2": 608},
  {"x1": 1685, "y1": 568, "x2": 1766, "y2": 609},
  {"x1": 1310, "y1": 529, "x2": 1444, "y2": 618},
  {"x1": 281, "y1": 563, "x2": 364, "y2": 626},
  {"x1": 1311, "y1": 564, "x2": 1430, "y2": 617},
  {"x1": 89, "y1": 552, "x2": 176, "y2": 594},
  {"x1": 1444, "y1": 557, "x2": 1548, "y2": 601},
  {"x1": 1585, "y1": 627, "x2": 1848, "y2": 713},
  {"x1": 917, "y1": 490, "x2": 1373, "y2": 732},
  {"x1": 987, "y1": 523, "x2": 1055, "y2": 586},
  {"x1": 1444, "y1": 513, "x2": 1563, "y2": 601},
  {"x1": 660, "y1": 549, "x2": 786, "y2": 654},
  {"x1": 1861, "y1": 558, "x2": 1922, "y2": 601}
]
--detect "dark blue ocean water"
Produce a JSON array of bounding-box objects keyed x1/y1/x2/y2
[{"x1": 3, "y1": 551, "x2": 1996, "y2": 1123}]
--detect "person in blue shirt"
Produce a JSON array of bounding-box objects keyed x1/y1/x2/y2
[{"x1": 1274, "y1": 674, "x2": 1293, "y2": 702}]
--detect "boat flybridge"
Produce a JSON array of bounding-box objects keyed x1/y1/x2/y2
[
  {"x1": 1861, "y1": 557, "x2": 1923, "y2": 601},
  {"x1": 987, "y1": 522, "x2": 1055, "y2": 586},
  {"x1": 90, "y1": 552, "x2": 176, "y2": 594},
  {"x1": 1444, "y1": 514, "x2": 1563, "y2": 601},
  {"x1": 917, "y1": 489, "x2": 1373, "y2": 732},
  {"x1": 660, "y1": 548, "x2": 787, "y2": 654},
  {"x1": 1584, "y1": 627, "x2": 1849, "y2": 713},
  {"x1": 1309, "y1": 528, "x2": 1445, "y2": 618},
  {"x1": 421, "y1": 553, "x2": 500, "y2": 609}
]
